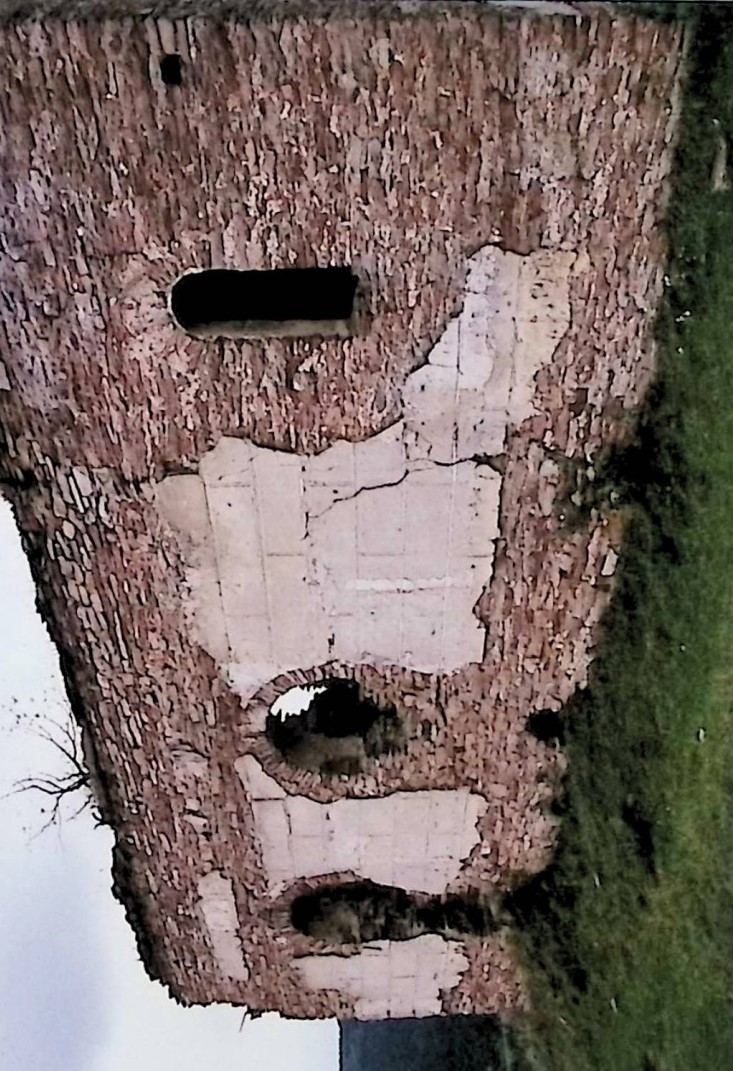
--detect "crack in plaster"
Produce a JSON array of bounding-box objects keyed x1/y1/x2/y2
[{"x1": 156, "y1": 245, "x2": 575, "y2": 699}]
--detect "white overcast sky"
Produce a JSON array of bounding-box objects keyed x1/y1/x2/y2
[{"x1": 0, "y1": 496, "x2": 338, "y2": 1071}]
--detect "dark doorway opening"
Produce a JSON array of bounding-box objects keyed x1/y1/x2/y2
[
  {"x1": 160, "y1": 54, "x2": 183, "y2": 86},
  {"x1": 266, "y1": 679, "x2": 405, "y2": 775},
  {"x1": 170, "y1": 266, "x2": 358, "y2": 339},
  {"x1": 291, "y1": 881, "x2": 498, "y2": 944}
]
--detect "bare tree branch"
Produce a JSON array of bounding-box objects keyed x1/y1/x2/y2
[{"x1": 4, "y1": 717, "x2": 98, "y2": 836}]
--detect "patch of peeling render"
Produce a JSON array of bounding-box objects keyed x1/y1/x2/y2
[
  {"x1": 491, "y1": 0, "x2": 582, "y2": 14},
  {"x1": 196, "y1": 871, "x2": 250, "y2": 983},
  {"x1": 295, "y1": 934, "x2": 469, "y2": 1020},
  {"x1": 237, "y1": 755, "x2": 489, "y2": 896},
  {"x1": 156, "y1": 245, "x2": 575, "y2": 701}
]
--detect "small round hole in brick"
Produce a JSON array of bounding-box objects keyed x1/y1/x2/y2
[{"x1": 266, "y1": 679, "x2": 405, "y2": 776}]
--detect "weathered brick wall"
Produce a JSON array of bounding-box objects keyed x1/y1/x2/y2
[{"x1": 0, "y1": 2, "x2": 683, "y2": 1016}]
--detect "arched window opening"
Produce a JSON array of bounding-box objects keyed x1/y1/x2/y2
[
  {"x1": 291, "y1": 881, "x2": 498, "y2": 944},
  {"x1": 266, "y1": 679, "x2": 405, "y2": 775},
  {"x1": 170, "y1": 266, "x2": 358, "y2": 339}
]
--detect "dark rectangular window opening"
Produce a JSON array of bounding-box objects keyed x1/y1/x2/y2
[
  {"x1": 170, "y1": 266, "x2": 359, "y2": 340},
  {"x1": 160, "y1": 53, "x2": 183, "y2": 86}
]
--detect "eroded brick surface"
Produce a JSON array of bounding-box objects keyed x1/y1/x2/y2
[{"x1": 0, "y1": 3, "x2": 683, "y2": 1017}]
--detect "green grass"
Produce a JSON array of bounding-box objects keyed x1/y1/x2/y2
[{"x1": 506, "y1": 7, "x2": 733, "y2": 1070}]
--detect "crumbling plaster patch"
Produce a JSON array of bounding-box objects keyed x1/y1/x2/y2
[
  {"x1": 157, "y1": 246, "x2": 575, "y2": 699},
  {"x1": 237, "y1": 755, "x2": 488, "y2": 896},
  {"x1": 492, "y1": 1, "x2": 581, "y2": 12},
  {"x1": 197, "y1": 871, "x2": 250, "y2": 983},
  {"x1": 295, "y1": 934, "x2": 469, "y2": 1020}
]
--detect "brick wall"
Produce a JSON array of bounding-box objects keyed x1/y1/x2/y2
[{"x1": 0, "y1": 1, "x2": 683, "y2": 1017}]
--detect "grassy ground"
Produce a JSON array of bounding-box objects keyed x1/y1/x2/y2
[{"x1": 506, "y1": 6, "x2": 733, "y2": 1070}]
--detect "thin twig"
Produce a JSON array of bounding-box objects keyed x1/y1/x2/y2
[{"x1": 6, "y1": 717, "x2": 94, "y2": 836}]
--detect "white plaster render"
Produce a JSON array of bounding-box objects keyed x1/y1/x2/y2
[
  {"x1": 295, "y1": 934, "x2": 468, "y2": 1020},
  {"x1": 196, "y1": 871, "x2": 250, "y2": 983},
  {"x1": 236, "y1": 755, "x2": 489, "y2": 896},
  {"x1": 156, "y1": 246, "x2": 574, "y2": 700},
  {"x1": 491, "y1": 0, "x2": 581, "y2": 14}
]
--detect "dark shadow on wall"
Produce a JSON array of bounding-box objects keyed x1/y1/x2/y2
[
  {"x1": 291, "y1": 880, "x2": 499, "y2": 944},
  {"x1": 339, "y1": 1015, "x2": 510, "y2": 1071}
]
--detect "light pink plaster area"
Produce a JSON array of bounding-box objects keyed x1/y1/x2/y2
[
  {"x1": 236, "y1": 754, "x2": 489, "y2": 896},
  {"x1": 295, "y1": 935, "x2": 469, "y2": 1020},
  {"x1": 196, "y1": 871, "x2": 251, "y2": 983},
  {"x1": 239, "y1": 743, "x2": 486, "y2": 1019},
  {"x1": 156, "y1": 246, "x2": 575, "y2": 700}
]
